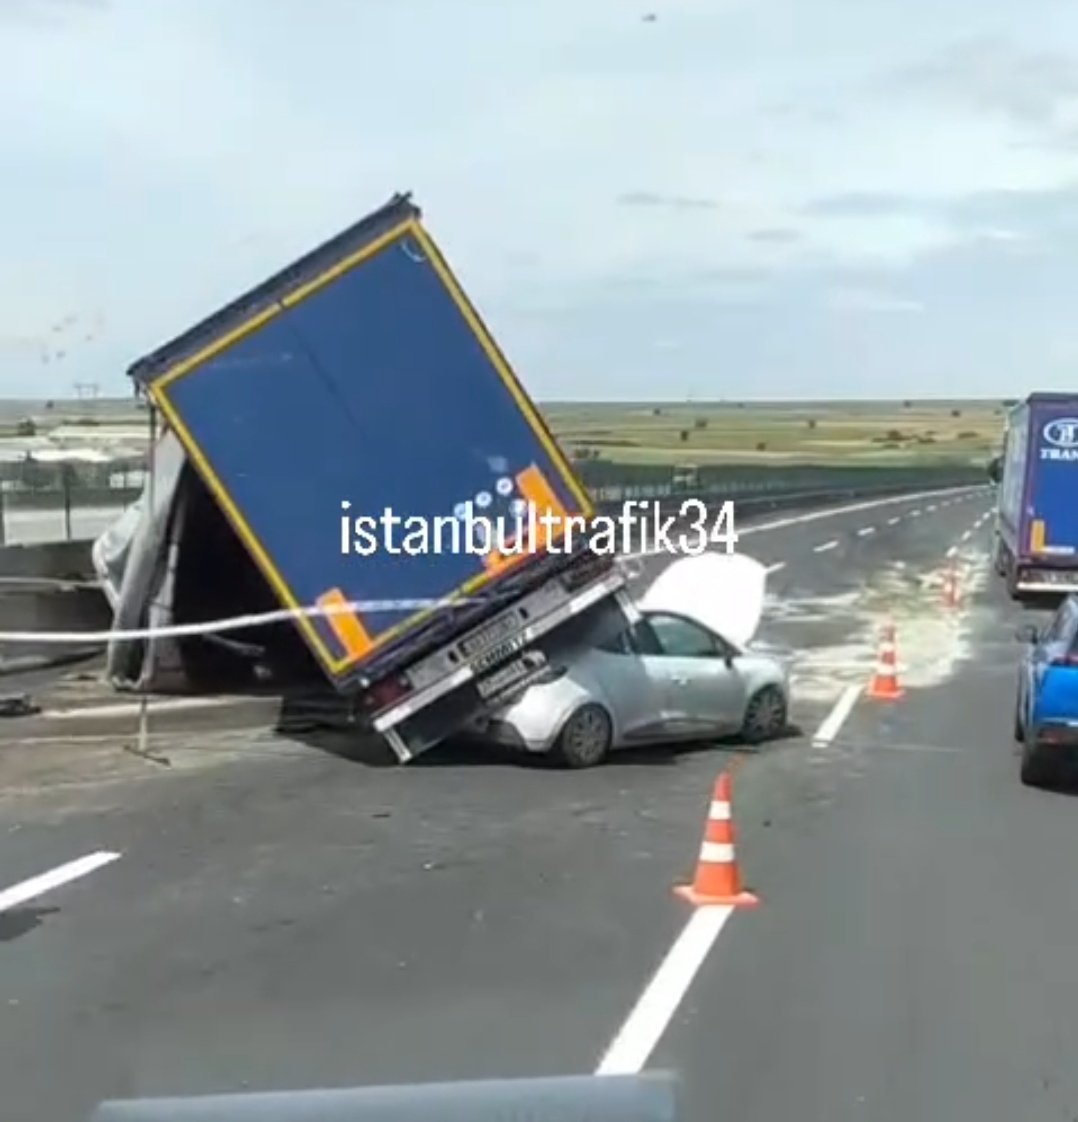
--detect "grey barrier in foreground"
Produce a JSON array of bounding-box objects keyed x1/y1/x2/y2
[{"x1": 88, "y1": 1071, "x2": 680, "y2": 1122}]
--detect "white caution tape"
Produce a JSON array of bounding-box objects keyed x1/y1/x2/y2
[
  {"x1": 0, "y1": 595, "x2": 481, "y2": 645},
  {"x1": 0, "y1": 555, "x2": 641, "y2": 646}
]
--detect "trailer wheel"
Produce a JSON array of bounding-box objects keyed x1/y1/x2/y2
[
  {"x1": 993, "y1": 537, "x2": 1007, "y2": 576},
  {"x1": 553, "y1": 704, "x2": 613, "y2": 768},
  {"x1": 1005, "y1": 562, "x2": 1021, "y2": 601}
]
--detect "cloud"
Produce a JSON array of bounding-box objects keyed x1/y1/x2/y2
[
  {"x1": 801, "y1": 192, "x2": 931, "y2": 217},
  {"x1": 893, "y1": 36, "x2": 1078, "y2": 127},
  {"x1": 616, "y1": 191, "x2": 720, "y2": 210},
  {"x1": 746, "y1": 227, "x2": 801, "y2": 244},
  {"x1": 822, "y1": 287, "x2": 925, "y2": 314},
  {"x1": 5, "y1": 0, "x2": 1078, "y2": 399}
]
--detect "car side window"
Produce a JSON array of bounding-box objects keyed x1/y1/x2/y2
[
  {"x1": 1044, "y1": 600, "x2": 1075, "y2": 644},
  {"x1": 646, "y1": 613, "x2": 719, "y2": 658},
  {"x1": 1054, "y1": 598, "x2": 1078, "y2": 648},
  {"x1": 595, "y1": 619, "x2": 663, "y2": 656}
]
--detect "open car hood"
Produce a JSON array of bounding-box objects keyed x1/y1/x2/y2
[{"x1": 638, "y1": 552, "x2": 767, "y2": 649}]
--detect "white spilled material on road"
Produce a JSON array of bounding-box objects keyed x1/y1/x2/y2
[
  {"x1": 765, "y1": 548, "x2": 992, "y2": 705},
  {"x1": 595, "y1": 905, "x2": 733, "y2": 1075},
  {"x1": 0, "y1": 851, "x2": 119, "y2": 914}
]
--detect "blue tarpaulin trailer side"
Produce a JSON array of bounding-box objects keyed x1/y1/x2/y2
[{"x1": 126, "y1": 193, "x2": 597, "y2": 690}]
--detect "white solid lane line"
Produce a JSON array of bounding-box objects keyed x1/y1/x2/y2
[
  {"x1": 595, "y1": 685, "x2": 864, "y2": 1076},
  {"x1": 595, "y1": 905, "x2": 733, "y2": 1075},
  {"x1": 626, "y1": 485, "x2": 981, "y2": 560},
  {"x1": 0, "y1": 851, "x2": 120, "y2": 914},
  {"x1": 812, "y1": 684, "x2": 862, "y2": 746},
  {"x1": 813, "y1": 540, "x2": 838, "y2": 553},
  {"x1": 738, "y1": 485, "x2": 979, "y2": 539}
]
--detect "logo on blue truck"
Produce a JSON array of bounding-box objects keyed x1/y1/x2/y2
[{"x1": 1041, "y1": 418, "x2": 1078, "y2": 462}]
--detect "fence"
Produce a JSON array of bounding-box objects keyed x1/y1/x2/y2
[{"x1": 0, "y1": 482, "x2": 140, "y2": 546}]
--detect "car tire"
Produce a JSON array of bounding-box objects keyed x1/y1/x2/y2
[
  {"x1": 1020, "y1": 735, "x2": 1055, "y2": 789},
  {"x1": 741, "y1": 686, "x2": 788, "y2": 745},
  {"x1": 552, "y1": 703, "x2": 613, "y2": 768},
  {"x1": 1013, "y1": 687, "x2": 1025, "y2": 742}
]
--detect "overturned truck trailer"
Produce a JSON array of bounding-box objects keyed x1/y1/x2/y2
[{"x1": 94, "y1": 192, "x2": 629, "y2": 761}]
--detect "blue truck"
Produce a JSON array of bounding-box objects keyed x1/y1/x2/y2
[
  {"x1": 993, "y1": 392, "x2": 1078, "y2": 599},
  {"x1": 125, "y1": 192, "x2": 630, "y2": 761}
]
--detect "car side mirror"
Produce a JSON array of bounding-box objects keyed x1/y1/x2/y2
[{"x1": 1015, "y1": 624, "x2": 1039, "y2": 643}]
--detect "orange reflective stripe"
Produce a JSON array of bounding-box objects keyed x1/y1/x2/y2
[
  {"x1": 515, "y1": 463, "x2": 569, "y2": 550},
  {"x1": 315, "y1": 588, "x2": 374, "y2": 660}
]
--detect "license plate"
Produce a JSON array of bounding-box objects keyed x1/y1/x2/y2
[
  {"x1": 470, "y1": 634, "x2": 526, "y2": 675},
  {"x1": 476, "y1": 652, "x2": 546, "y2": 700},
  {"x1": 459, "y1": 611, "x2": 521, "y2": 659}
]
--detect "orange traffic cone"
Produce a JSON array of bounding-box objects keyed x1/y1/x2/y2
[
  {"x1": 941, "y1": 558, "x2": 960, "y2": 608},
  {"x1": 867, "y1": 620, "x2": 905, "y2": 700},
  {"x1": 675, "y1": 771, "x2": 759, "y2": 908}
]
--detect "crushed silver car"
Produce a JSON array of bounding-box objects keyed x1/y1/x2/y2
[{"x1": 471, "y1": 552, "x2": 790, "y2": 767}]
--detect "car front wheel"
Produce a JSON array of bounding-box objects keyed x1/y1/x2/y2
[
  {"x1": 1013, "y1": 683, "x2": 1025, "y2": 742},
  {"x1": 553, "y1": 703, "x2": 613, "y2": 768},
  {"x1": 741, "y1": 685, "x2": 788, "y2": 744}
]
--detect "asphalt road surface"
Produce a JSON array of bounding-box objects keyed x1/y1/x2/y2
[{"x1": 4, "y1": 484, "x2": 1058, "y2": 1122}]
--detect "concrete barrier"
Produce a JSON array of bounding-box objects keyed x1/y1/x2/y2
[
  {"x1": 0, "y1": 538, "x2": 95, "y2": 580},
  {"x1": 0, "y1": 582, "x2": 110, "y2": 672}
]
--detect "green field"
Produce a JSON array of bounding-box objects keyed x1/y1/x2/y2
[
  {"x1": 0, "y1": 396, "x2": 1008, "y2": 470},
  {"x1": 542, "y1": 399, "x2": 1009, "y2": 468}
]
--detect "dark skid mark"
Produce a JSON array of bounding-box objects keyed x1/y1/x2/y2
[{"x1": 0, "y1": 905, "x2": 59, "y2": 942}]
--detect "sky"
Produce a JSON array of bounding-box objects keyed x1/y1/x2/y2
[{"x1": 4, "y1": 0, "x2": 1078, "y2": 400}]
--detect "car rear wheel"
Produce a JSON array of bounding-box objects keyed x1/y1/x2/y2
[
  {"x1": 741, "y1": 686, "x2": 787, "y2": 744},
  {"x1": 1020, "y1": 736, "x2": 1057, "y2": 788},
  {"x1": 553, "y1": 703, "x2": 613, "y2": 768},
  {"x1": 1013, "y1": 688, "x2": 1025, "y2": 742}
]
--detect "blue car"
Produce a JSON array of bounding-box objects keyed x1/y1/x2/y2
[{"x1": 1015, "y1": 594, "x2": 1078, "y2": 787}]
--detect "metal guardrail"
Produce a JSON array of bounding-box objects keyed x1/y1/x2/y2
[
  {"x1": 592, "y1": 463, "x2": 985, "y2": 520},
  {"x1": 0, "y1": 463, "x2": 986, "y2": 546}
]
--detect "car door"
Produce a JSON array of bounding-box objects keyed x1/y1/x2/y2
[
  {"x1": 641, "y1": 612, "x2": 748, "y2": 738},
  {"x1": 588, "y1": 618, "x2": 671, "y2": 742},
  {"x1": 1029, "y1": 599, "x2": 1078, "y2": 719}
]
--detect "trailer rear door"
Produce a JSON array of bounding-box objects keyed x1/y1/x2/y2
[
  {"x1": 129, "y1": 197, "x2": 593, "y2": 687},
  {"x1": 1027, "y1": 403, "x2": 1078, "y2": 557}
]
